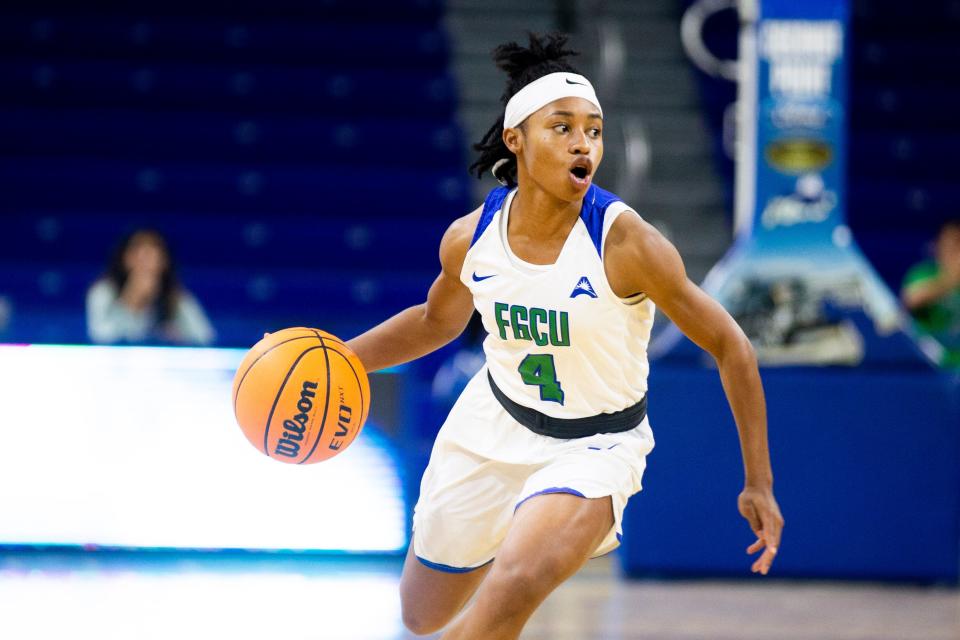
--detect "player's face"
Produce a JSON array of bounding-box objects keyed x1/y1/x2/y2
[{"x1": 508, "y1": 96, "x2": 603, "y2": 201}]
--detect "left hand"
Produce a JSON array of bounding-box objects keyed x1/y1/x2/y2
[{"x1": 738, "y1": 486, "x2": 784, "y2": 575}]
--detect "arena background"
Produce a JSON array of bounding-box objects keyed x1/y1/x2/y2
[{"x1": 0, "y1": 0, "x2": 958, "y2": 638}]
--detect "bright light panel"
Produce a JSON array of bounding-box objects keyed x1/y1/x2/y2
[{"x1": 0, "y1": 344, "x2": 406, "y2": 552}]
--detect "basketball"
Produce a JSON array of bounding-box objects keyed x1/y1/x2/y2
[{"x1": 232, "y1": 327, "x2": 370, "y2": 464}]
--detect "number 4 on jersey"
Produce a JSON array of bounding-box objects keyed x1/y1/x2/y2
[{"x1": 518, "y1": 354, "x2": 565, "y2": 405}]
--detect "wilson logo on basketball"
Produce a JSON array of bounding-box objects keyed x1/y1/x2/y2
[{"x1": 274, "y1": 380, "x2": 319, "y2": 458}]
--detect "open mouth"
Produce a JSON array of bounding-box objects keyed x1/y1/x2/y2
[{"x1": 569, "y1": 157, "x2": 593, "y2": 185}]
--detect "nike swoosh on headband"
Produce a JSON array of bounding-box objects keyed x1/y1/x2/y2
[{"x1": 565, "y1": 78, "x2": 586, "y2": 85}]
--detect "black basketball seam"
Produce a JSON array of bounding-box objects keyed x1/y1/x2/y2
[
  {"x1": 261, "y1": 345, "x2": 325, "y2": 456},
  {"x1": 297, "y1": 335, "x2": 332, "y2": 464},
  {"x1": 311, "y1": 328, "x2": 347, "y2": 349},
  {"x1": 320, "y1": 336, "x2": 348, "y2": 349},
  {"x1": 233, "y1": 334, "x2": 318, "y2": 417},
  {"x1": 310, "y1": 346, "x2": 367, "y2": 458}
]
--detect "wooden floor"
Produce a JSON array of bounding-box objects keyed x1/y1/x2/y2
[
  {"x1": 440, "y1": 558, "x2": 960, "y2": 640},
  {"x1": 1, "y1": 552, "x2": 956, "y2": 640}
]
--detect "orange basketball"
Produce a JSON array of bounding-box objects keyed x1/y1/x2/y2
[{"x1": 231, "y1": 327, "x2": 370, "y2": 464}]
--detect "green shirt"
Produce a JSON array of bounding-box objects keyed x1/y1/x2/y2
[{"x1": 903, "y1": 261, "x2": 960, "y2": 367}]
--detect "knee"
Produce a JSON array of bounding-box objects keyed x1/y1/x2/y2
[
  {"x1": 400, "y1": 599, "x2": 451, "y2": 636},
  {"x1": 484, "y1": 556, "x2": 571, "y2": 610}
]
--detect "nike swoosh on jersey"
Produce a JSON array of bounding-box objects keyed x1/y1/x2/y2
[{"x1": 472, "y1": 272, "x2": 496, "y2": 282}]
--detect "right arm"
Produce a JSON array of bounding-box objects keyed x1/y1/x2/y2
[
  {"x1": 346, "y1": 208, "x2": 480, "y2": 373},
  {"x1": 901, "y1": 268, "x2": 960, "y2": 311}
]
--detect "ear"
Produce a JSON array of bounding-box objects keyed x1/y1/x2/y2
[{"x1": 502, "y1": 126, "x2": 522, "y2": 155}]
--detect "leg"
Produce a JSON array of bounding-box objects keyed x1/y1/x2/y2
[
  {"x1": 399, "y1": 543, "x2": 492, "y2": 635},
  {"x1": 440, "y1": 492, "x2": 614, "y2": 640}
]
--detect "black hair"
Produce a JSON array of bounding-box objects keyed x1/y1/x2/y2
[
  {"x1": 469, "y1": 32, "x2": 581, "y2": 188},
  {"x1": 104, "y1": 228, "x2": 180, "y2": 324}
]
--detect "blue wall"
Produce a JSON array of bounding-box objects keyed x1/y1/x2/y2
[{"x1": 619, "y1": 362, "x2": 960, "y2": 582}]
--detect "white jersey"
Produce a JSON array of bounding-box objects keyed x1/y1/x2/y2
[{"x1": 461, "y1": 184, "x2": 656, "y2": 420}]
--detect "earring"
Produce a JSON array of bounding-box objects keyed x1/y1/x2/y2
[{"x1": 491, "y1": 158, "x2": 511, "y2": 187}]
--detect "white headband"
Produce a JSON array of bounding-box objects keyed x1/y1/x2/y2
[{"x1": 503, "y1": 72, "x2": 603, "y2": 129}]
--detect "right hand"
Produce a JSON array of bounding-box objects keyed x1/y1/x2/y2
[{"x1": 738, "y1": 486, "x2": 784, "y2": 576}]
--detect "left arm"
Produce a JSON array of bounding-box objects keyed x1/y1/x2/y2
[{"x1": 605, "y1": 212, "x2": 784, "y2": 575}]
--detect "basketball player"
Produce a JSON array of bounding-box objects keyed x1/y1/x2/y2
[{"x1": 347, "y1": 33, "x2": 783, "y2": 639}]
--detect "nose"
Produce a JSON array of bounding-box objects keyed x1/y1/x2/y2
[{"x1": 569, "y1": 129, "x2": 590, "y2": 155}]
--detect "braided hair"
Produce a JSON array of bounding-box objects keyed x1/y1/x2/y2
[{"x1": 469, "y1": 32, "x2": 581, "y2": 188}]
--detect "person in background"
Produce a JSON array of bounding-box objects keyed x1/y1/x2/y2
[
  {"x1": 901, "y1": 219, "x2": 960, "y2": 368},
  {"x1": 86, "y1": 229, "x2": 215, "y2": 346}
]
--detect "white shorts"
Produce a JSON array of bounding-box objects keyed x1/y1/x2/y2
[{"x1": 412, "y1": 367, "x2": 655, "y2": 572}]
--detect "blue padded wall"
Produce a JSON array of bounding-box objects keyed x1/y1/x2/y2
[{"x1": 619, "y1": 364, "x2": 960, "y2": 582}]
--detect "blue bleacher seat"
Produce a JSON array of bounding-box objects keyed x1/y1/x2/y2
[
  {"x1": 0, "y1": 158, "x2": 469, "y2": 216},
  {"x1": 0, "y1": 1, "x2": 468, "y2": 346},
  {"x1": 0, "y1": 16, "x2": 449, "y2": 68},
  {"x1": 0, "y1": 107, "x2": 464, "y2": 167},
  {"x1": 0, "y1": 213, "x2": 447, "y2": 270},
  {"x1": 1, "y1": 60, "x2": 458, "y2": 116}
]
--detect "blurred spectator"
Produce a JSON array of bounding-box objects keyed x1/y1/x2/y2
[
  {"x1": 86, "y1": 229, "x2": 215, "y2": 346},
  {"x1": 901, "y1": 220, "x2": 960, "y2": 368}
]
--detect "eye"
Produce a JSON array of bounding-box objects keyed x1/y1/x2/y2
[
  {"x1": 589, "y1": 127, "x2": 602, "y2": 138},
  {"x1": 553, "y1": 123, "x2": 569, "y2": 133}
]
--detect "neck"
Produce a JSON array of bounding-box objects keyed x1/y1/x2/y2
[{"x1": 510, "y1": 176, "x2": 584, "y2": 237}]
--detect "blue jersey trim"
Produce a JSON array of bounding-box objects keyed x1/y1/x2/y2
[
  {"x1": 579, "y1": 184, "x2": 622, "y2": 258},
  {"x1": 415, "y1": 554, "x2": 494, "y2": 574},
  {"x1": 513, "y1": 486, "x2": 587, "y2": 513},
  {"x1": 471, "y1": 186, "x2": 510, "y2": 248}
]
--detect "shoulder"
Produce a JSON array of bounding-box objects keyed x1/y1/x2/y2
[
  {"x1": 605, "y1": 208, "x2": 678, "y2": 265},
  {"x1": 87, "y1": 278, "x2": 118, "y2": 301},
  {"x1": 575, "y1": 184, "x2": 631, "y2": 256},
  {"x1": 439, "y1": 186, "x2": 513, "y2": 273},
  {"x1": 580, "y1": 184, "x2": 626, "y2": 229},
  {"x1": 439, "y1": 204, "x2": 483, "y2": 277},
  {"x1": 586, "y1": 184, "x2": 623, "y2": 212},
  {"x1": 604, "y1": 210, "x2": 687, "y2": 296}
]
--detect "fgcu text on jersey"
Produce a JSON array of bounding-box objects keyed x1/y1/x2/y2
[{"x1": 494, "y1": 302, "x2": 570, "y2": 347}]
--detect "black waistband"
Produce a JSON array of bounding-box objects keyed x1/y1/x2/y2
[{"x1": 487, "y1": 371, "x2": 647, "y2": 439}]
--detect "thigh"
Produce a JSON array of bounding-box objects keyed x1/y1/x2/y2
[
  {"x1": 503, "y1": 491, "x2": 614, "y2": 576},
  {"x1": 437, "y1": 493, "x2": 613, "y2": 639}
]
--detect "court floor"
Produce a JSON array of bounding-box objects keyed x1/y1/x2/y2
[{"x1": 0, "y1": 551, "x2": 956, "y2": 639}]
